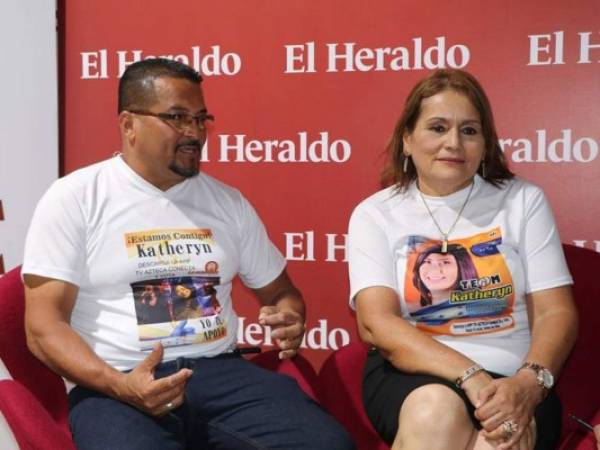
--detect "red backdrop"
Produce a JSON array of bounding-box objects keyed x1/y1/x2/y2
[{"x1": 61, "y1": 0, "x2": 600, "y2": 368}]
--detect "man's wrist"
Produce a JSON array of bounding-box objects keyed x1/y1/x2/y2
[{"x1": 103, "y1": 366, "x2": 130, "y2": 400}]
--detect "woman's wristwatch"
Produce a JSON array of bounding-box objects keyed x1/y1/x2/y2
[{"x1": 518, "y1": 362, "x2": 554, "y2": 394}]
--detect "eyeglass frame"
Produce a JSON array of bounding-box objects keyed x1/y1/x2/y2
[{"x1": 127, "y1": 109, "x2": 215, "y2": 132}]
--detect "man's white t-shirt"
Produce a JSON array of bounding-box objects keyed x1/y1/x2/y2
[
  {"x1": 23, "y1": 156, "x2": 285, "y2": 371},
  {"x1": 348, "y1": 176, "x2": 572, "y2": 375}
]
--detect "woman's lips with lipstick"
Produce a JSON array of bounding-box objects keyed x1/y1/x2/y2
[{"x1": 436, "y1": 157, "x2": 464, "y2": 164}]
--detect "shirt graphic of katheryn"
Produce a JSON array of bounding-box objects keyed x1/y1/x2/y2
[
  {"x1": 402, "y1": 228, "x2": 515, "y2": 336},
  {"x1": 125, "y1": 228, "x2": 226, "y2": 351}
]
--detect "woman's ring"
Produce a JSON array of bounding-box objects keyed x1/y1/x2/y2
[
  {"x1": 165, "y1": 401, "x2": 174, "y2": 410},
  {"x1": 502, "y1": 419, "x2": 518, "y2": 438}
]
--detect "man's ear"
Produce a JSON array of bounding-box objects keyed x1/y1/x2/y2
[{"x1": 119, "y1": 111, "x2": 136, "y2": 146}]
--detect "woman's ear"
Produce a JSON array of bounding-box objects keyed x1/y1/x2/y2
[{"x1": 402, "y1": 132, "x2": 411, "y2": 156}]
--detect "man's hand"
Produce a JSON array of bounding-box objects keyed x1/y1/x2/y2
[
  {"x1": 252, "y1": 270, "x2": 306, "y2": 359},
  {"x1": 115, "y1": 343, "x2": 192, "y2": 416},
  {"x1": 258, "y1": 305, "x2": 305, "y2": 359}
]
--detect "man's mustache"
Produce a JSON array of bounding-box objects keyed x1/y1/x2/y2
[{"x1": 176, "y1": 139, "x2": 202, "y2": 151}]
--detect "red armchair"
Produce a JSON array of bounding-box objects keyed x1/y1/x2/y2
[
  {"x1": 318, "y1": 342, "x2": 386, "y2": 450},
  {"x1": 557, "y1": 245, "x2": 600, "y2": 449},
  {"x1": 251, "y1": 347, "x2": 319, "y2": 403},
  {"x1": 559, "y1": 408, "x2": 600, "y2": 450},
  {"x1": 317, "y1": 244, "x2": 600, "y2": 450},
  {"x1": 0, "y1": 379, "x2": 75, "y2": 450},
  {"x1": 0, "y1": 267, "x2": 74, "y2": 450},
  {"x1": 0, "y1": 266, "x2": 319, "y2": 448}
]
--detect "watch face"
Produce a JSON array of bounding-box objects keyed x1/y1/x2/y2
[{"x1": 538, "y1": 369, "x2": 554, "y2": 388}]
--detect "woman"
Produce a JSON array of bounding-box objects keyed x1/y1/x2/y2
[
  {"x1": 348, "y1": 69, "x2": 577, "y2": 450},
  {"x1": 172, "y1": 281, "x2": 206, "y2": 320}
]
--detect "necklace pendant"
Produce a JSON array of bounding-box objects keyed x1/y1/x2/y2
[{"x1": 417, "y1": 181, "x2": 475, "y2": 256}]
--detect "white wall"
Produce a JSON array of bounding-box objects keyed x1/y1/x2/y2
[
  {"x1": 0, "y1": 0, "x2": 57, "y2": 440},
  {"x1": 0, "y1": 0, "x2": 58, "y2": 273}
]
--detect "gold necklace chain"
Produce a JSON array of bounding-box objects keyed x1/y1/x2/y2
[{"x1": 417, "y1": 182, "x2": 475, "y2": 253}]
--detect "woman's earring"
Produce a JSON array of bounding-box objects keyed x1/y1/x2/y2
[
  {"x1": 481, "y1": 160, "x2": 487, "y2": 178},
  {"x1": 403, "y1": 155, "x2": 409, "y2": 173}
]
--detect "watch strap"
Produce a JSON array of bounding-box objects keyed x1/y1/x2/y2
[{"x1": 518, "y1": 361, "x2": 554, "y2": 391}]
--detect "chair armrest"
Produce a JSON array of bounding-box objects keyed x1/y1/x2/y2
[{"x1": 0, "y1": 380, "x2": 75, "y2": 450}]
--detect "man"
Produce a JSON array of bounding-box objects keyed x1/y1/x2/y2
[{"x1": 22, "y1": 58, "x2": 354, "y2": 450}]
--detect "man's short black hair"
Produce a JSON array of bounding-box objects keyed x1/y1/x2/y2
[{"x1": 118, "y1": 58, "x2": 203, "y2": 114}]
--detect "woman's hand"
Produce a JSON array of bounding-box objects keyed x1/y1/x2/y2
[
  {"x1": 474, "y1": 370, "x2": 543, "y2": 449},
  {"x1": 461, "y1": 370, "x2": 495, "y2": 408},
  {"x1": 492, "y1": 419, "x2": 536, "y2": 450}
]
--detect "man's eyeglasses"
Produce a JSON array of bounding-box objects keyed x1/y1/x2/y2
[{"x1": 128, "y1": 110, "x2": 215, "y2": 133}]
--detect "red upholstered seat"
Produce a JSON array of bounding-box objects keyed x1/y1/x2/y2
[
  {"x1": 0, "y1": 379, "x2": 76, "y2": 450},
  {"x1": 317, "y1": 341, "x2": 388, "y2": 450},
  {"x1": 559, "y1": 408, "x2": 600, "y2": 450},
  {"x1": 0, "y1": 267, "x2": 73, "y2": 449},
  {"x1": 0, "y1": 266, "x2": 320, "y2": 448},
  {"x1": 317, "y1": 244, "x2": 600, "y2": 450},
  {"x1": 557, "y1": 245, "x2": 600, "y2": 449},
  {"x1": 251, "y1": 348, "x2": 320, "y2": 403}
]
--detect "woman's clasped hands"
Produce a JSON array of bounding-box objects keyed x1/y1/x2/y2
[{"x1": 463, "y1": 370, "x2": 543, "y2": 450}]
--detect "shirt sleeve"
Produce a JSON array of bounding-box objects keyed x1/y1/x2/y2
[
  {"x1": 520, "y1": 185, "x2": 573, "y2": 294},
  {"x1": 22, "y1": 180, "x2": 86, "y2": 286},
  {"x1": 235, "y1": 195, "x2": 286, "y2": 289},
  {"x1": 347, "y1": 203, "x2": 397, "y2": 309}
]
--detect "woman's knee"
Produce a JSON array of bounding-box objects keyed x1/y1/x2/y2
[{"x1": 399, "y1": 384, "x2": 472, "y2": 434}]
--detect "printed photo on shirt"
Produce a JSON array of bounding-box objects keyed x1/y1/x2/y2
[
  {"x1": 402, "y1": 228, "x2": 515, "y2": 336},
  {"x1": 131, "y1": 275, "x2": 225, "y2": 350}
]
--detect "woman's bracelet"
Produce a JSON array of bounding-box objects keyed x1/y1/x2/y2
[{"x1": 455, "y1": 364, "x2": 485, "y2": 388}]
